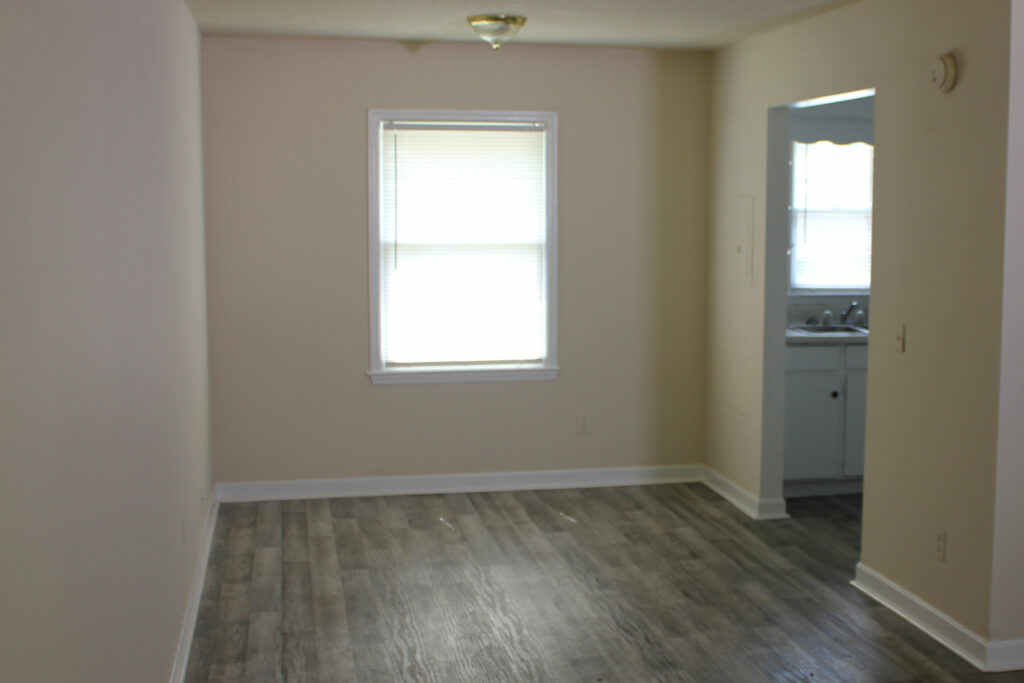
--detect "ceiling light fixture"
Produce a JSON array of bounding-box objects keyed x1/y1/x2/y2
[{"x1": 467, "y1": 14, "x2": 526, "y2": 50}]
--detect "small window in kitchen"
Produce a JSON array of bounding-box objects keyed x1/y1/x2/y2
[{"x1": 790, "y1": 140, "x2": 873, "y2": 291}]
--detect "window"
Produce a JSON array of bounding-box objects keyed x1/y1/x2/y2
[
  {"x1": 790, "y1": 140, "x2": 873, "y2": 291},
  {"x1": 368, "y1": 110, "x2": 558, "y2": 384}
]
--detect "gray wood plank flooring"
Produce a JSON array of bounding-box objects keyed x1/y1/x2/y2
[{"x1": 185, "y1": 485, "x2": 1024, "y2": 682}]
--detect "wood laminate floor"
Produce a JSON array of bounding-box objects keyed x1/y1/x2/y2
[{"x1": 184, "y1": 484, "x2": 1024, "y2": 682}]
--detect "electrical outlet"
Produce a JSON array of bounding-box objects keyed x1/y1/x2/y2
[
  {"x1": 576, "y1": 414, "x2": 591, "y2": 435},
  {"x1": 936, "y1": 531, "x2": 947, "y2": 562}
]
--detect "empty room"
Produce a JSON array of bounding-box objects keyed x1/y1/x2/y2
[{"x1": 3, "y1": 0, "x2": 1023, "y2": 681}]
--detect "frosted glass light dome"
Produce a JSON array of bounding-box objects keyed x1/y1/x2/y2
[{"x1": 467, "y1": 14, "x2": 526, "y2": 50}]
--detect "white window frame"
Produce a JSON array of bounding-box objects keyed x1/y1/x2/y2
[{"x1": 367, "y1": 109, "x2": 559, "y2": 385}]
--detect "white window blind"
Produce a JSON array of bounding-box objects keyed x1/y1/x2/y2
[
  {"x1": 790, "y1": 140, "x2": 873, "y2": 291},
  {"x1": 369, "y1": 111, "x2": 557, "y2": 383}
]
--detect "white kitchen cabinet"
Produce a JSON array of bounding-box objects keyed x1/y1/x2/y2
[
  {"x1": 784, "y1": 343, "x2": 868, "y2": 484},
  {"x1": 784, "y1": 371, "x2": 844, "y2": 480}
]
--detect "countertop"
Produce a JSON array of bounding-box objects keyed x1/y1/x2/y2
[{"x1": 786, "y1": 328, "x2": 869, "y2": 346}]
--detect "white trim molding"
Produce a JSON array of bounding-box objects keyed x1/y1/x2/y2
[
  {"x1": 369, "y1": 365, "x2": 558, "y2": 385},
  {"x1": 987, "y1": 638, "x2": 1024, "y2": 672},
  {"x1": 783, "y1": 478, "x2": 863, "y2": 499},
  {"x1": 216, "y1": 465, "x2": 705, "y2": 503},
  {"x1": 704, "y1": 467, "x2": 789, "y2": 520},
  {"x1": 852, "y1": 563, "x2": 1024, "y2": 672},
  {"x1": 169, "y1": 498, "x2": 220, "y2": 683},
  {"x1": 214, "y1": 465, "x2": 788, "y2": 522},
  {"x1": 367, "y1": 108, "x2": 559, "y2": 385}
]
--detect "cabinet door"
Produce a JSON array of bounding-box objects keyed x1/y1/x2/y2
[
  {"x1": 784, "y1": 371, "x2": 844, "y2": 480},
  {"x1": 843, "y1": 369, "x2": 868, "y2": 477}
]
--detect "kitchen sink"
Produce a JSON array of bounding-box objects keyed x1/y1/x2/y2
[{"x1": 790, "y1": 324, "x2": 869, "y2": 335}]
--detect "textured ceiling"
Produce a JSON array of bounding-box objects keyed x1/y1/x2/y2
[{"x1": 185, "y1": 0, "x2": 858, "y2": 49}]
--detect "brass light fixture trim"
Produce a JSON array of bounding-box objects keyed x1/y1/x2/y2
[{"x1": 467, "y1": 14, "x2": 527, "y2": 50}]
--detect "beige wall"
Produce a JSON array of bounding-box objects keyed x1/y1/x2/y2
[
  {"x1": 0, "y1": 0, "x2": 210, "y2": 680},
  {"x1": 708, "y1": 0, "x2": 1010, "y2": 636},
  {"x1": 202, "y1": 38, "x2": 710, "y2": 483}
]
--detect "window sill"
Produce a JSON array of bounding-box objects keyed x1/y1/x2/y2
[
  {"x1": 789, "y1": 288, "x2": 871, "y2": 296},
  {"x1": 368, "y1": 364, "x2": 559, "y2": 385}
]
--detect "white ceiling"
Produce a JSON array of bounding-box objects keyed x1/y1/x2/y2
[{"x1": 185, "y1": 0, "x2": 858, "y2": 49}]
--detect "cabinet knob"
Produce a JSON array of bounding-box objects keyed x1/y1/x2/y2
[{"x1": 831, "y1": 391, "x2": 839, "y2": 398}]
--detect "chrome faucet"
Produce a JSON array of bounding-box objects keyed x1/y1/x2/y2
[{"x1": 840, "y1": 301, "x2": 860, "y2": 323}]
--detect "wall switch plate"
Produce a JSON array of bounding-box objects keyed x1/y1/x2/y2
[
  {"x1": 897, "y1": 323, "x2": 907, "y2": 353},
  {"x1": 936, "y1": 531, "x2": 947, "y2": 562}
]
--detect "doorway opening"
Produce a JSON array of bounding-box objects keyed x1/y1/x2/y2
[{"x1": 761, "y1": 89, "x2": 875, "y2": 525}]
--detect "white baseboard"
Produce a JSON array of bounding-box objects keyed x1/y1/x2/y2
[
  {"x1": 987, "y1": 638, "x2": 1024, "y2": 672},
  {"x1": 215, "y1": 465, "x2": 705, "y2": 503},
  {"x1": 169, "y1": 497, "x2": 219, "y2": 683},
  {"x1": 783, "y1": 478, "x2": 863, "y2": 499},
  {"x1": 703, "y1": 467, "x2": 789, "y2": 520},
  {"x1": 852, "y1": 563, "x2": 1024, "y2": 672},
  {"x1": 215, "y1": 465, "x2": 789, "y2": 522}
]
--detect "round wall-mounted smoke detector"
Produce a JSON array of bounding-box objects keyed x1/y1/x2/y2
[{"x1": 930, "y1": 52, "x2": 958, "y2": 93}]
